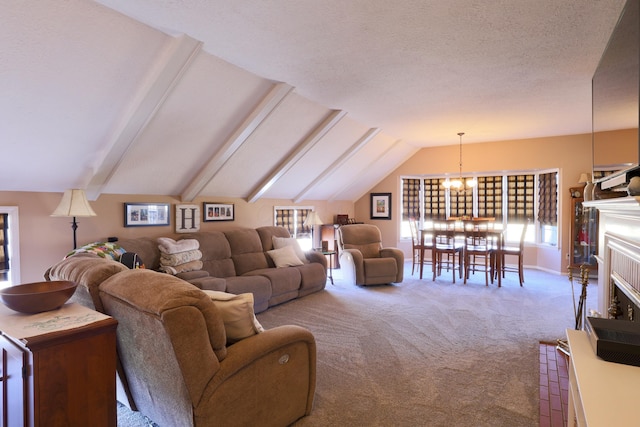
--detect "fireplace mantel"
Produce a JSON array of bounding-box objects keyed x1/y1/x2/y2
[{"x1": 584, "y1": 196, "x2": 640, "y2": 316}]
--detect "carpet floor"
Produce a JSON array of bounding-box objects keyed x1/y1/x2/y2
[{"x1": 118, "y1": 262, "x2": 597, "y2": 426}]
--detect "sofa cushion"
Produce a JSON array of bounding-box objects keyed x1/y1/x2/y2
[
  {"x1": 344, "y1": 242, "x2": 382, "y2": 259},
  {"x1": 224, "y1": 276, "x2": 272, "y2": 314},
  {"x1": 202, "y1": 290, "x2": 264, "y2": 344},
  {"x1": 267, "y1": 245, "x2": 304, "y2": 268}
]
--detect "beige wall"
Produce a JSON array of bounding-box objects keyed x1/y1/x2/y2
[
  {"x1": 355, "y1": 131, "x2": 636, "y2": 274},
  {"x1": 0, "y1": 192, "x2": 353, "y2": 284},
  {"x1": 4, "y1": 130, "x2": 636, "y2": 283}
]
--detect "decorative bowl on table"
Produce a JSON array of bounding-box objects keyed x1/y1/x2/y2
[{"x1": 0, "y1": 281, "x2": 77, "y2": 314}]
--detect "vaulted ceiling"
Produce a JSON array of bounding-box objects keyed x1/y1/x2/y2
[{"x1": 1, "y1": 0, "x2": 627, "y2": 202}]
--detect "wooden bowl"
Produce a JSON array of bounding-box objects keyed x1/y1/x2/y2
[{"x1": 0, "y1": 281, "x2": 77, "y2": 314}]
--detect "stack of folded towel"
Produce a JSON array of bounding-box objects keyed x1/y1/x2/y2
[{"x1": 157, "y1": 237, "x2": 203, "y2": 275}]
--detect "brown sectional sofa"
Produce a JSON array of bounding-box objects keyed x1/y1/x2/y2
[
  {"x1": 116, "y1": 226, "x2": 327, "y2": 313},
  {"x1": 44, "y1": 225, "x2": 324, "y2": 420}
]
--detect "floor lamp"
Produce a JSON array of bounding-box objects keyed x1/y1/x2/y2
[
  {"x1": 303, "y1": 211, "x2": 324, "y2": 250},
  {"x1": 51, "y1": 189, "x2": 97, "y2": 249}
]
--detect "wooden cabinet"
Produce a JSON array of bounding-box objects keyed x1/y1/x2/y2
[
  {"x1": 0, "y1": 303, "x2": 117, "y2": 427},
  {"x1": 321, "y1": 224, "x2": 340, "y2": 268},
  {"x1": 569, "y1": 187, "x2": 598, "y2": 271}
]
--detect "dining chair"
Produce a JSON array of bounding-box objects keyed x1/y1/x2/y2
[
  {"x1": 409, "y1": 218, "x2": 433, "y2": 278},
  {"x1": 432, "y1": 222, "x2": 464, "y2": 283},
  {"x1": 499, "y1": 219, "x2": 529, "y2": 286},
  {"x1": 463, "y1": 228, "x2": 496, "y2": 286}
]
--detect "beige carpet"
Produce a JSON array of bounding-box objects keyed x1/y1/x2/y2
[{"x1": 118, "y1": 263, "x2": 596, "y2": 426}]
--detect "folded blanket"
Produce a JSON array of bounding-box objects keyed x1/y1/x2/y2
[
  {"x1": 160, "y1": 250, "x2": 202, "y2": 267},
  {"x1": 157, "y1": 237, "x2": 199, "y2": 254},
  {"x1": 159, "y1": 260, "x2": 203, "y2": 275}
]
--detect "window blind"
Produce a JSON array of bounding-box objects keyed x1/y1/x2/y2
[
  {"x1": 507, "y1": 174, "x2": 535, "y2": 221},
  {"x1": 402, "y1": 178, "x2": 421, "y2": 220},
  {"x1": 538, "y1": 172, "x2": 558, "y2": 225},
  {"x1": 476, "y1": 176, "x2": 503, "y2": 220},
  {"x1": 423, "y1": 178, "x2": 447, "y2": 220}
]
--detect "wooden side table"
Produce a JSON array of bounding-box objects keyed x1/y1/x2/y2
[
  {"x1": 0, "y1": 302, "x2": 118, "y2": 427},
  {"x1": 315, "y1": 250, "x2": 336, "y2": 285}
]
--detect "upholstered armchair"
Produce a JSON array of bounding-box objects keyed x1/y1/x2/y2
[
  {"x1": 99, "y1": 269, "x2": 316, "y2": 427},
  {"x1": 337, "y1": 224, "x2": 404, "y2": 286}
]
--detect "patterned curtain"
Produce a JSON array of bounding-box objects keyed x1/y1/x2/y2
[
  {"x1": 402, "y1": 178, "x2": 421, "y2": 220},
  {"x1": 476, "y1": 176, "x2": 503, "y2": 220},
  {"x1": 507, "y1": 174, "x2": 535, "y2": 221},
  {"x1": 0, "y1": 214, "x2": 8, "y2": 280},
  {"x1": 423, "y1": 178, "x2": 447, "y2": 220},
  {"x1": 275, "y1": 209, "x2": 295, "y2": 234},
  {"x1": 538, "y1": 172, "x2": 558, "y2": 225},
  {"x1": 298, "y1": 208, "x2": 311, "y2": 235}
]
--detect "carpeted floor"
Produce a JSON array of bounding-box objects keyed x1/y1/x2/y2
[{"x1": 118, "y1": 262, "x2": 597, "y2": 426}]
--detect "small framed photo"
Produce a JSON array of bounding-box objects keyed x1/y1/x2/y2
[
  {"x1": 370, "y1": 193, "x2": 392, "y2": 220},
  {"x1": 124, "y1": 203, "x2": 170, "y2": 227},
  {"x1": 203, "y1": 202, "x2": 234, "y2": 222}
]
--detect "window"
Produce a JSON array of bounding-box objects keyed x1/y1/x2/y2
[
  {"x1": 400, "y1": 171, "x2": 558, "y2": 246},
  {"x1": 274, "y1": 206, "x2": 313, "y2": 250}
]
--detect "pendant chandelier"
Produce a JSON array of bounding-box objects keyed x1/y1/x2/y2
[{"x1": 442, "y1": 132, "x2": 477, "y2": 191}]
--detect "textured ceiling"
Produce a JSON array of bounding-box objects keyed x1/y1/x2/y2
[
  {"x1": 96, "y1": 0, "x2": 627, "y2": 146},
  {"x1": 0, "y1": 0, "x2": 629, "y2": 202}
]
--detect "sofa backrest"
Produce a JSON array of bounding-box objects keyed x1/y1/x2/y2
[
  {"x1": 118, "y1": 237, "x2": 162, "y2": 271},
  {"x1": 180, "y1": 231, "x2": 236, "y2": 278},
  {"x1": 256, "y1": 226, "x2": 291, "y2": 251},
  {"x1": 223, "y1": 228, "x2": 270, "y2": 276},
  {"x1": 99, "y1": 269, "x2": 226, "y2": 426},
  {"x1": 338, "y1": 224, "x2": 383, "y2": 259},
  {"x1": 45, "y1": 253, "x2": 129, "y2": 312}
]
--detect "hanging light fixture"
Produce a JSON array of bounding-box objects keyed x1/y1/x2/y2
[{"x1": 442, "y1": 132, "x2": 477, "y2": 191}]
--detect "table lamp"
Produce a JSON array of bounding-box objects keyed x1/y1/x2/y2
[{"x1": 303, "y1": 211, "x2": 323, "y2": 249}]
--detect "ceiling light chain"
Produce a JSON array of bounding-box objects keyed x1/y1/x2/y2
[{"x1": 442, "y1": 132, "x2": 477, "y2": 192}]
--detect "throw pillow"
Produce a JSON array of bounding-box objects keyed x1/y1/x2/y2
[
  {"x1": 272, "y1": 236, "x2": 306, "y2": 263},
  {"x1": 267, "y1": 245, "x2": 305, "y2": 268},
  {"x1": 202, "y1": 290, "x2": 264, "y2": 344}
]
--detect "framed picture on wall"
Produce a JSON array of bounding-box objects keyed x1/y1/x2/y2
[
  {"x1": 370, "y1": 193, "x2": 392, "y2": 220},
  {"x1": 124, "y1": 203, "x2": 170, "y2": 227},
  {"x1": 203, "y1": 202, "x2": 234, "y2": 221}
]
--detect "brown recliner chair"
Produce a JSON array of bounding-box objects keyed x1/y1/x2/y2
[
  {"x1": 337, "y1": 224, "x2": 404, "y2": 286},
  {"x1": 99, "y1": 269, "x2": 316, "y2": 427}
]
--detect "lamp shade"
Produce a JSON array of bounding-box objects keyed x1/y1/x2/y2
[
  {"x1": 578, "y1": 173, "x2": 590, "y2": 184},
  {"x1": 51, "y1": 189, "x2": 96, "y2": 217},
  {"x1": 303, "y1": 211, "x2": 323, "y2": 227}
]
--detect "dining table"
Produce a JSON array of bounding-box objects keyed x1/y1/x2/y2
[{"x1": 418, "y1": 218, "x2": 505, "y2": 286}]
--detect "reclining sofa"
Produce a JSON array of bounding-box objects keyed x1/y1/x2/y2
[{"x1": 44, "y1": 225, "x2": 324, "y2": 421}]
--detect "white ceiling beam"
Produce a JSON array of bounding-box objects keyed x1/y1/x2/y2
[
  {"x1": 180, "y1": 82, "x2": 294, "y2": 202},
  {"x1": 246, "y1": 109, "x2": 347, "y2": 203},
  {"x1": 293, "y1": 127, "x2": 380, "y2": 203},
  {"x1": 329, "y1": 139, "x2": 404, "y2": 201},
  {"x1": 85, "y1": 34, "x2": 203, "y2": 200}
]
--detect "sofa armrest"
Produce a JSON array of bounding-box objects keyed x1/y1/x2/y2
[
  {"x1": 380, "y1": 247, "x2": 405, "y2": 283},
  {"x1": 204, "y1": 325, "x2": 316, "y2": 423},
  {"x1": 305, "y1": 250, "x2": 327, "y2": 268}
]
